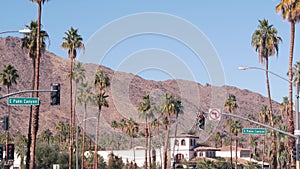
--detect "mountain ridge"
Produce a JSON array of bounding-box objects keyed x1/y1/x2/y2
[{"x1": 0, "y1": 36, "x2": 281, "y2": 144}]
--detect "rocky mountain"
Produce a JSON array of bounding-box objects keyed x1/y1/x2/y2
[{"x1": 0, "y1": 36, "x2": 282, "y2": 144}]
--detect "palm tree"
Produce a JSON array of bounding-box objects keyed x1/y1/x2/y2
[
  {"x1": 251, "y1": 19, "x2": 282, "y2": 168},
  {"x1": 124, "y1": 118, "x2": 139, "y2": 162},
  {"x1": 77, "y1": 82, "x2": 92, "y2": 169},
  {"x1": 231, "y1": 120, "x2": 242, "y2": 169},
  {"x1": 111, "y1": 120, "x2": 119, "y2": 130},
  {"x1": 161, "y1": 93, "x2": 179, "y2": 169},
  {"x1": 21, "y1": 20, "x2": 49, "y2": 169},
  {"x1": 0, "y1": 64, "x2": 19, "y2": 165},
  {"x1": 61, "y1": 27, "x2": 84, "y2": 169},
  {"x1": 40, "y1": 129, "x2": 53, "y2": 145},
  {"x1": 224, "y1": 94, "x2": 238, "y2": 169},
  {"x1": 279, "y1": 96, "x2": 289, "y2": 119},
  {"x1": 15, "y1": 131, "x2": 27, "y2": 169},
  {"x1": 249, "y1": 136, "x2": 259, "y2": 161},
  {"x1": 211, "y1": 132, "x2": 221, "y2": 148},
  {"x1": 150, "y1": 118, "x2": 162, "y2": 168},
  {"x1": 138, "y1": 95, "x2": 152, "y2": 169},
  {"x1": 28, "y1": 0, "x2": 49, "y2": 168},
  {"x1": 171, "y1": 98, "x2": 183, "y2": 168},
  {"x1": 71, "y1": 62, "x2": 85, "y2": 126},
  {"x1": 276, "y1": 1, "x2": 300, "y2": 167},
  {"x1": 258, "y1": 105, "x2": 269, "y2": 169},
  {"x1": 93, "y1": 68, "x2": 110, "y2": 169}
]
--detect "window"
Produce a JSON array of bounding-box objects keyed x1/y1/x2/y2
[
  {"x1": 175, "y1": 139, "x2": 179, "y2": 146},
  {"x1": 190, "y1": 139, "x2": 193, "y2": 146},
  {"x1": 181, "y1": 139, "x2": 186, "y2": 146}
]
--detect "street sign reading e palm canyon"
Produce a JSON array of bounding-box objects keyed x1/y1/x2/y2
[
  {"x1": 8, "y1": 97, "x2": 39, "y2": 106},
  {"x1": 242, "y1": 128, "x2": 266, "y2": 135}
]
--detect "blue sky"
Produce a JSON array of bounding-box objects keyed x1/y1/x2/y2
[{"x1": 1, "y1": 0, "x2": 299, "y2": 103}]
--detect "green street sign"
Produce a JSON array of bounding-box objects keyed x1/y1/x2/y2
[
  {"x1": 242, "y1": 128, "x2": 266, "y2": 135},
  {"x1": 8, "y1": 97, "x2": 39, "y2": 106}
]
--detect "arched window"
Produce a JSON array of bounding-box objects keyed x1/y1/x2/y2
[
  {"x1": 181, "y1": 139, "x2": 186, "y2": 146},
  {"x1": 175, "y1": 139, "x2": 179, "y2": 146}
]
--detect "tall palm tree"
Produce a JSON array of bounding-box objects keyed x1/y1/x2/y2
[
  {"x1": 249, "y1": 136, "x2": 259, "y2": 161},
  {"x1": 15, "y1": 131, "x2": 28, "y2": 169},
  {"x1": 224, "y1": 94, "x2": 238, "y2": 169},
  {"x1": 151, "y1": 118, "x2": 162, "y2": 168},
  {"x1": 71, "y1": 62, "x2": 85, "y2": 124},
  {"x1": 276, "y1": 1, "x2": 300, "y2": 167},
  {"x1": 279, "y1": 96, "x2": 289, "y2": 119},
  {"x1": 93, "y1": 68, "x2": 110, "y2": 169},
  {"x1": 28, "y1": 0, "x2": 49, "y2": 168},
  {"x1": 21, "y1": 20, "x2": 49, "y2": 169},
  {"x1": 251, "y1": 19, "x2": 282, "y2": 168},
  {"x1": 138, "y1": 95, "x2": 153, "y2": 169},
  {"x1": 161, "y1": 93, "x2": 178, "y2": 169},
  {"x1": 61, "y1": 27, "x2": 84, "y2": 169},
  {"x1": 0, "y1": 64, "x2": 19, "y2": 165},
  {"x1": 258, "y1": 105, "x2": 269, "y2": 169},
  {"x1": 171, "y1": 98, "x2": 183, "y2": 168},
  {"x1": 231, "y1": 120, "x2": 243, "y2": 169},
  {"x1": 124, "y1": 118, "x2": 139, "y2": 162},
  {"x1": 77, "y1": 82, "x2": 92, "y2": 169}
]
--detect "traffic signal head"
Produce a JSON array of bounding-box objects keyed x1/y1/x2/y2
[
  {"x1": 293, "y1": 145, "x2": 297, "y2": 160},
  {"x1": 50, "y1": 83, "x2": 60, "y2": 105},
  {"x1": 3, "y1": 116, "x2": 9, "y2": 131},
  {"x1": 197, "y1": 112, "x2": 205, "y2": 130},
  {"x1": 0, "y1": 144, "x2": 3, "y2": 161},
  {"x1": 7, "y1": 144, "x2": 14, "y2": 160}
]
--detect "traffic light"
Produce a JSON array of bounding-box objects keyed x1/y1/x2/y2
[
  {"x1": 0, "y1": 144, "x2": 3, "y2": 161},
  {"x1": 3, "y1": 116, "x2": 9, "y2": 131},
  {"x1": 293, "y1": 145, "x2": 297, "y2": 160},
  {"x1": 292, "y1": 143, "x2": 300, "y2": 160},
  {"x1": 50, "y1": 83, "x2": 60, "y2": 105},
  {"x1": 7, "y1": 144, "x2": 14, "y2": 160},
  {"x1": 197, "y1": 112, "x2": 205, "y2": 130}
]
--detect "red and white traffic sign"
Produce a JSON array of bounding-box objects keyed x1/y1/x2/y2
[{"x1": 209, "y1": 108, "x2": 221, "y2": 121}]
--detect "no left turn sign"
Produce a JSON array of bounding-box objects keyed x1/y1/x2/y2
[{"x1": 209, "y1": 108, "x2": 221, "y2": 121}]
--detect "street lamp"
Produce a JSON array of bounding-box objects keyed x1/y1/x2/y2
[
  {"x1": 75, "y1": 116, "x2": 97, "y2": 169},
  {"x1": 239, "y1": 65, "x2": 300, "y2": 168},
  {"x1": 0, "y1": 29, "x2": 32, "y2": 35}
]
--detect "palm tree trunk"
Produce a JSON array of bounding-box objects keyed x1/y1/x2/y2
[
  {"x1": 81, "y1": 103, "x2": 87, "y2": 169},
  {"x1": 235, "y1": 133, "x2": 238, "y2": 169},
  {"x1": 158, "y1": 125, "x2": 162, "y2": 169},
  {"x1": 230, "y1": 126, "x2": 233, "y2": 169},
  {"x1": 266, "y1": 57, "x2": 277, "y2": 169},
  {"x1": 93, "y1": 106, "x2": 101, "y2": 169},
  {"x1": 288, "y1": 21, "x2": 296, "y2": 169},
  {"x1": 69, "y1": 58, "x2": 74, "y2": 169},
  {"x1": 164, "y1": 125, "x2": 170, "y2": 169},
  {"x1": 145, "y1": 118, "x2": 148, "y2": 169},
  {"x1": 30, "y1": 2, "x2": 41, "y2": 169},
  {"x1": 26, "y1": 57, "x2": 35, "y2": 169},
  {"x1": 172, "y1": 116, "x2": 179, "y2": 169},
  {"x1": 148, "y1": 123, "x2": 152, "y2": 169},
  {"x1": 262, "y1": 135, "x2": 265, "y2": 169}
]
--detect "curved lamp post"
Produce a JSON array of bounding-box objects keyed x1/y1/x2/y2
[
  {"x1": 0, "y1": 29, "x2": 32, "y2": 35},
  {"x1": 0, "y1": 28, "x2": 32, "y2": 166},
  {"x1": 239, "y1": 65, "x2": 300, "y2": 168},
  {"x1": 76, "y1": 116, "x2": 97, "y2": 169}
]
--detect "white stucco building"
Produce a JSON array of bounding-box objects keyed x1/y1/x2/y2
[{"x1": 169, "y1": 134, "x2": 199, "y2": 164}]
